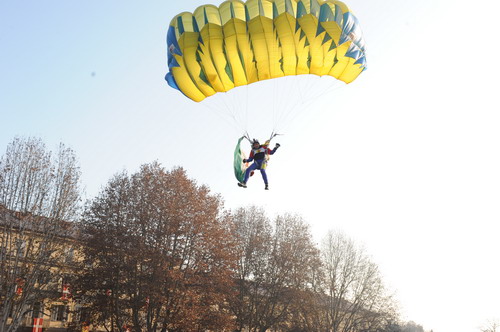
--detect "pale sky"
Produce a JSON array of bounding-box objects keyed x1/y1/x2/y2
[{"x1": 1, "y1": 0, "x2": 500, "y2": 331}]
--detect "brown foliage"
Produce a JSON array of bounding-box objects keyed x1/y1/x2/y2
[{"x1": 76, "y1": 162, "x2": 237, "y2": 332}]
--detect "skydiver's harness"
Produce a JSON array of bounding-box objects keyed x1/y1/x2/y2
[
  {"x1": 251, "y1": 147, "x2": 270, "y2": 170},
  {"x1": 242, "y1": 131, "x2": 280, "y2": 170}
]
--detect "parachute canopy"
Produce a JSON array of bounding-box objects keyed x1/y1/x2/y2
[{"x1": 166, "y1": 0, "x2": 366, "y2": 102}]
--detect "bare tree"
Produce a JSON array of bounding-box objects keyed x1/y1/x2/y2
[
  {"x1": 0, "y1": 137, "x2": 80, "y2": 220},
  {"x1": 400, "y1": 321, "x2": 425, "y2": 332},
  {"x1": 231, "y1": 206, "x2": 272, "y2": 331},
  {"x1": 231, "y1": 207, "x2": 321, "y2": 332},
  {"x1": 321, "y1": 230, "x2": 397, "y2": 332},
  {"x1": 480, "y1": 320, "x2": 499, "y2": 332},
  {"x1": 75, "y1": 163, "x2": 237, "y2": 332},
  {"x1": 0, "y1": 137, "x2": 81, "y2": 332}
]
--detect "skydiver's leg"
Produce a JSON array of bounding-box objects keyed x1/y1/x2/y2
[
  {"x1": 260, "y1": 169, "x2": 268, "y2": 185},
  {"x1": 244, "y1": 163, "x2": 258, "y2": 183}
]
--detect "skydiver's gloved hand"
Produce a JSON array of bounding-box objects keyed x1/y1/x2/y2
[
  {"x1": 275, "y1": 143, "x2": 280, "y2": 149},
  {"x1": 243, "y1": 159, "x2": 248, "y2": 163}
]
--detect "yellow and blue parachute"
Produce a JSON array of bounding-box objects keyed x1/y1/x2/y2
[{"x1": 165, "y1": 0, "x2": 367, "y2": 102}]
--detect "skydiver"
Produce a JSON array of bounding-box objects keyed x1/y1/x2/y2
[{"x1": 238, "y1": 139, "x2": 280, "y2": 190}]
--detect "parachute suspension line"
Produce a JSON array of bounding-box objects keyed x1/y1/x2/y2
[
  {"x1": 304, "y1": 75, "x2": 320, "y2": 97},
  {"x1": 271, "y1": 32, "x2": 276, "y2": 133},
  {"x1": 287, "y1": 77, "x2": 341, "y2": 124},
  {"x1": 274, "y1": 80, "x2": 285, "y2": 133},
  {"x1": 278, "y1": 78, "x2": 296, "y2": 132},
  {"x1": 273, "y1": 76, "x2": 306, "y2": 133},
  {"x1": 194, "y1": 59, "x2": 341, "y2": 142},
  {"x1": 201, "y1": 101, "x2": 241, "y2": 133},
  {"x1": 228, "y1": 87, "x2": 243, "y2": 131},
  {"x1": 273, "y1": 76, "x2": 279, "y2": 133},
  {"x1": 295, "y1": 76, "x2": 305, "y2": 103},
  {"x1": 272, "y1": 27, "x2": 283, "y2": 135},
  {"x1": 279, "y1": 78, "x2": 298, "y2": 132},
  {"x1": 219, "y1": 91, "x2": 243, "y2": 131},
  {"x1": 201, "y1": 99, "x2": 244, "y2": 133},
  {"x1": 295, "y1": 76, "x2": 309, "y2": 102},
  {"x1": 245, "y1": 83, "x2": 249, "y2": 135},
  {"x1": 239, "y1": 86, "x2": 248, "y2": 131},
  {"x1": 277, "y1": 79, "x2": 344, "y2": 134},
  {"x1": 271, "y1": 80, "x2": 277, "y2": 132},
  {"x1": 303, "y1": 79, "x2": 345, "y2": 120},
  {"x1": 303, "y1": 79, "x2": 344, "y2": 111},
  {"x1": 271, "y1": 77, "x2": 325, "y2": 133},
  {"x1": 271, "y1": 76, "x2": 290, "y2": 134},
  {"x1": 284, "y1": 77, "x2": 303, "y2": 118},
  {"x1": 200, "y1": 88, "x2": 252, "y2": 135},
  {"x1": 277, "y1": 96, "x2": 316, "y2": 132}
]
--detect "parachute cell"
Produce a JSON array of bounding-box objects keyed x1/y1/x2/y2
[{"x1": 166, "y1": 0, "x2": 367, "y2": 102}]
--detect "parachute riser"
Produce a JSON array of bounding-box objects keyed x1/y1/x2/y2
[{"x1": 242, "y1": 132, "x2": 282, "y2": 146}]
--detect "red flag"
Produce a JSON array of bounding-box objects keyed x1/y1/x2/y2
[
  {"x1": 15, "y1": 278, "x2": 25, "y2": 296},
  {"x1": 33, "y1": 318, "x2": 43, "y2": 332},
  {"x1": 61, "y1": 284, "x2": 71, "y2": 300}
]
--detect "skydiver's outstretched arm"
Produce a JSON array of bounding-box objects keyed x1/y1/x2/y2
[{"x1": 268, "y1": 143, "x2": 280, "y2": 155}]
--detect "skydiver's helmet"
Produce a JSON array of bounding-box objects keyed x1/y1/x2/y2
[{"x1": 252, "y1": 139, "x2": 260, "y2": 149}]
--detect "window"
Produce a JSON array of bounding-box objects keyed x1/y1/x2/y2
[
  {"x1": 50, "y1": 305, "x2": 67, "y2": 321},
  {"x1": 74, "y1": 306, "x2": 91, "y2": 324}
]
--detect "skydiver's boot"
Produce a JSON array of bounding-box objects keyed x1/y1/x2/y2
[
  {"x1": 238, "y1": 182, "x2": 247, "y2": 188},
  {"x1": 265, "y1": 184, "x2": 269, "y2": 190}
]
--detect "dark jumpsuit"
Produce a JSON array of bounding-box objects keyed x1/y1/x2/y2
[{"x1": 243, "y1": 146, "x2": 278, "y2": 184}]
